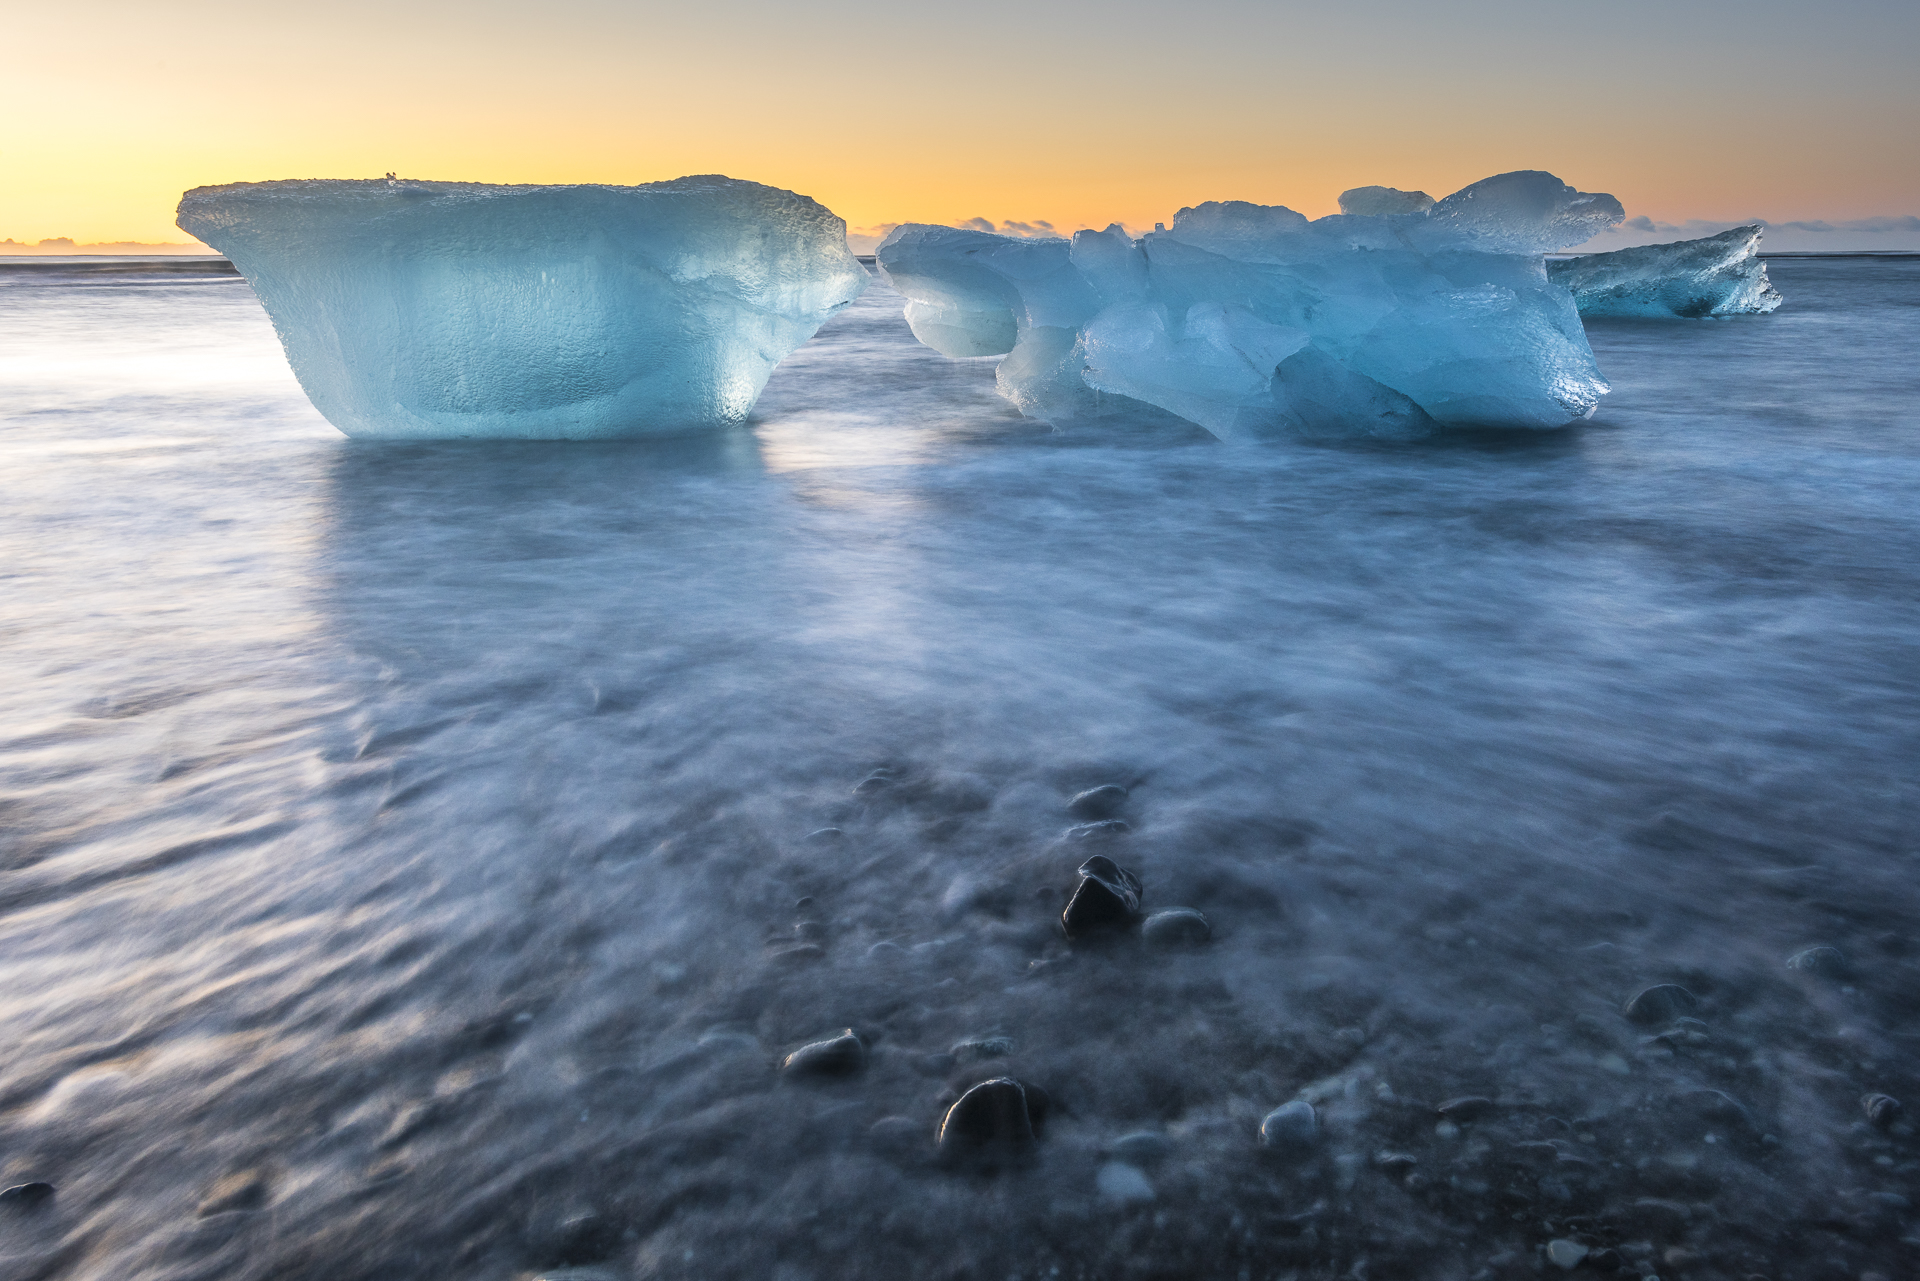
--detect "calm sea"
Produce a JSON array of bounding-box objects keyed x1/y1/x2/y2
[{"x1": 2, "y1": 254, "x2": 1917, "y2": 1280}]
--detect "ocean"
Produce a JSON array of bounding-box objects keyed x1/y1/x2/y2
[{"x1": 2, "y1": 253, "x2": 1917, "y2": 1280}]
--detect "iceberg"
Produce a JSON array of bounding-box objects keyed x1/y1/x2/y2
[
  {"x1": 176, "y1": 176, "x2": 867, "y2": 439},
  {"x1": 1548, "y1": 225, "x2": 1782, "y2": 318},
  {"x1": 877, "y1": 172, "x2": 1625, "y2": 439}
]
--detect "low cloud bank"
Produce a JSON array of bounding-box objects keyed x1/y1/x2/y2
[
  {"x1": 1571, "y1": 214, "x2": 1920, "y2": 253},
  {"x1": 0, "y1": 237, "x2": 217, "y2": 256}
]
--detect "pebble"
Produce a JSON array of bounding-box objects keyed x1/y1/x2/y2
[
  {"x1": 1141, "y1": 907, "x2": 1211, "y2": 947},
  {"x1": 1259, "y1": 1100, "x2": 1318, "y2": 1156},
  {"x1": 864, "y1": 941, "x2": 905, "y2": 961},
  {"x1": 1437, "y1": 1095, "x2": 1497, "y2": 1121},
  {"x1": 1547, "y1": 1239, "x2": 1589, "y2": 1269},
  {"x1": 868, "y1": 1116, "x2": 923, "y2": 1155},
  {"x1": 937, "y1": 1078, "x2": 1037, "y2": 1158},
  {"x1": 1066, "y1": 820, "x2": 1132, "y2": 840},
  {"x1": 1112, "y1": 1131, "x2": 1171, "y2": 1164},
  {"x1": 1863, "y1": 1092, "x2": 1903, "y2": 1128},
  {"x1": 1623, "y1": 983, "x2": 1698, "y2": 1025},
  {"x1": 1060, "y1": 855, "x2": 1143, "y2": 939},
  {"x1": 852, "y1": 769, "x2": 894, "y2": 795},
  {"x1": 1786, "y1": 945, "x2": 1849, "y2": 978},
  {"x1": 780, "y1": 1029, "x2": 867, "y2": 1077},
  {"x1": 1066, "y1": 784, "x2": 1129, "y2": 820},
  {"x1": 196, "y1": 1170, "x2": 269, "y2": 1216},
  {"x1": 1095, "y1": 1161, "x2": 1156, "y2": 1203},
  {"x1": 0, "y1": 1182, "x2": 54, "y2": 1210}
]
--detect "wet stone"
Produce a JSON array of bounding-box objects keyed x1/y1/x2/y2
[
  {"x1": 781, "y1": 1029, "x2": 866, "y2": 1077},
  {"x1": 1547, "y1": 1238, "x2": 1589, "y2": 1269},
  {"x1": 1785, "y1": 945, "x2": 1849, "y2": 978},
  {"x1": 852, "y1": 769, "x2": 894, "y2": 795},
  {"x1": 1066, "y1": 784, "x2": 1129, "y2": 820},
  {"x1": 0, "y1": 1182, "x2": 54, "y2": 1210},
  {"x1": 1141, "y1": 907, "x2": 1211, "y2": 947},
  {"x1": 1060, "y1": 855, "x2": 1143, "y2": 939},
  {"x1": 769, "y1": 943, "x2": 825, "y2": 965},
  {"x1": 1863, "y1": 1093, "x2": 1903, "y2": 1129},
  {"x1": 1623, "y1": 983, "x2": 1698, "y2": 1025},
  {"x1": 1259, "y1": 1100, "x2": 1318, "y2": 1156},
  {"x1": 937, "y1": 1077, "x2": 1037, "y2": 1159},
  {"x1": 197, "y1": 1170, "x2": 269, "y2": 1217},
  {"x1": 1096, "y1": 1160, "x2": 1156, "y2": 1204},
  {"x1": 1438, "y1": 1095, "x2": 1497, "y2": 1121}
]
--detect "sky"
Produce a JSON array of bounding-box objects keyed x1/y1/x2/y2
[{"x1": 4, "y1": 0, "x2": 1918, "y2": 251}]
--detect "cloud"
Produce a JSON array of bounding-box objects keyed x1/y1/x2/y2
[{"x1": 1579, "y1": 212, "x2": 1920, "y2": 252}]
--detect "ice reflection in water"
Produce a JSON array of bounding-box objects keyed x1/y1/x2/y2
[{"x1": 0, "y1": 258, "x2": 1918, "y2": 1280}]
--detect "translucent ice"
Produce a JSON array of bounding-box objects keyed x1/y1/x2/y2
[
  {"x1": 877, "y1": 171, "x2": 1625, "y2": 438},
  {"x1": 1548, "y1": 225, "x2": 1782, "y2": 318},
  {"x1": 175, "y1": 176, "x2": 867, "y2": 439}
]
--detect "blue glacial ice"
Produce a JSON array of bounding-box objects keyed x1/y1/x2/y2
[
  {"x1": 877, "y1": 171, "x2": 1626, "y2": 439},
  {"x1": 1548, "y1": 224, "x2": 1782, "y2": 318},
  {"x1": 175, "y1": 176, "x2": 867, "y2": 439}
]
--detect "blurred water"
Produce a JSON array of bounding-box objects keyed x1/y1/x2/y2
[{"x1": 1, "y1": 256, "x2": 1917, "y2": 1281}]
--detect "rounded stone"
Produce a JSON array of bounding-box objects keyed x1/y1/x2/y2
[
  {"x1": 1863, "y1": 1093, "x2": 1903, "y2": 1129},
  {"x1": 1785, "y1": 946, "x2": 1848, "y2": 978},
  {"x1": 780, "y1": 1029, "x2": 866, "y2": 1077},
  {"x1": 1259, "y1": 1100, "x2": 1318, "y2": 1155},
  {"x1": 937, "y1": 1077, "x2": 1037, "y2": 1158},
  {"x1": 1095, "y1": 1161, "x2": 1155, "y2": 1203},
  {"x1": 1067, "y1": 784, "x2": 1129, "y2": 820},
  {"x1": 0, "y1": 1182, "x2": 54, "y2": 1210},
  {"x1": 1060, "y1": 855, "x2": 1143, "y2": 939},
  {"x1": 1623, "y1": 983, "x2": 1698, "y2": 1025},
  {"x1": 1437, "y1": 1095, "x2": 1497, "y2": 1121},
  {"x1": 1141, "y1": 908, "x2": 1211, "y2": 947},
  {"x1": 1547, "y1": 1238, "x2": 1589, "y2": 1269}
]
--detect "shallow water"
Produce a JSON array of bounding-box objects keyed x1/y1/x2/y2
[{"x1": 1, "y1": 256, "x2": 1918, "y2": 1281}]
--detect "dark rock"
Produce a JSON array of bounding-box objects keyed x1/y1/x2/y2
[
  {"x1": 1614, "y1": 1197, "x2": 1692, "y2": 1237},
  {"x1": 1863, "y1": 1093, "x2": 1903, "y2": 1129},
  {"x1": 1141, "y1": 907, "x2": 1211, "y2": 947},
  {"x1": 1061, "y1": 855, "x2": 1143, "y2": 939},
  {"x1": 1373, "y1": 1150, "x2": 1418, "y2": 1173},
  {"x1": 769, "y1": 943, "x2": 825, "y2": 965},
  {"x1": 802, "y1": 828, "x2": 844, "y2": 844},
  {"x1": 1259, "y1": 1100, "x2": 1318, "y2": 1156},
  {"x1": 794, "y1": 896, "x2": 817, "y2": 910},
  {"x1": 1066, "y1": 819, "x2": 1131, "y2": 840},
  {"x1": 1670, "y1": 1087, "x2": 1756, "y2": 1133},
  {"x1": 1785, "y1": 946, "x2": 1849, "y2": 978},
  {"x1": 0, "y1": 1182, "x2": 54, "y2": 1210},
  {"x1": 196, "y1": 1170, "x2": 269, "y2": 1217},
  {"x1": 1623, "y1": 983, "x2": 1698, "y2": 1025},
  {"x1": 781, "y1": 1029, "x2": 866, "y2": 1077},
  {"x1": 1438, "y1": 1095, "x2": 1497, "y2": 1121},
  {"x1": 1067, "y1": 784, "x2": 1129, "y2": 820},
  {"x1": 852, "y1": 770, "x2": 894, "y2": 795},
  {"x1": 1586, "y1": 1248, "x2": 1624, "y2": 1271},
  {"x1": 550, "y1": 1210, "x2": 624, "y2": 1266},
  {"x1": 937, "y1": 1078, "x2": 1038, "y2": 1159},
  {"x1": 869, "y1": 1116, "x2": 923, "y2": 1155},
  {"x1": 792, "y1": 921, "x2": 825, "y2": 940}
]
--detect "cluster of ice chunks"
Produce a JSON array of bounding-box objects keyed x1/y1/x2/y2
[
  {"x1": 175, "y1": 176, "x2": 867, "y2": 439},
  {"x1": 1548, "y1": 224, "x2": 1782, "y2": 319},
  {"x1": 877, "y1": 171, "x2": 1628, "y2": 440}
]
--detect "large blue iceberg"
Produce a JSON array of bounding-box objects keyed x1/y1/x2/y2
[
  {"x1": 877, "y1": 172, "x2": 1626, "y2": 439},
  {"x1": 176, "y1": 176, "x2": 867, "y2": 439},
  {"x1": 1548, "y1": 225, "x2": 1781, "y2": 318}
]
